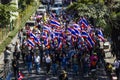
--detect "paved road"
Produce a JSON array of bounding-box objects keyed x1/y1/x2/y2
[
  {"x1": 3, "y1": 35, "x2": 109, "y2": 80},
  {"x1": 0, "y1": 33, "x2": 114, "y2": 80},
  {"x1": 10, "y1": 57, "x2": 109, "y2": 80},
  {"x1": 0, "y1": 34, "x2": 114, "y2": 80}
]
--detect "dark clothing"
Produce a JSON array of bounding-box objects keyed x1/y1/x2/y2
[
  {"x1": 59, "y1": 74, "x2": 68, "y2": 80},
  {"x1": 26, "y1": 54, "x2": 33, "y2": 63},
  {"x1": 46, "y1": 63, "x2": 51, "y2": 73},
  {"x1": 12, "y1": 59, "x2": 19, "y2": 79},
  {"x1": 13, "y1": 51, "x2": 20, "y2": 60},
  {"x1": 4, "y1": 50, "x2": 11, "y2": 63}
]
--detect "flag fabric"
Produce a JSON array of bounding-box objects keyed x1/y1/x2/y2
[
  {"x1": 29, "y1": 32, "x2": 40, "y2": 44},
  {"x1": 67, "y1": 28, "x2": 77, "y2": 38},
  {"x1": 18, "y1": 72, "x2": 24, "y2": 80},
  {"x1": 57, "y1": 38, "x2": 62, "y2": 50},
  {"x1": 44, "y1": 38, "x2": 49, "y2": 46},
  {"x1": 72, "y1": 28, "x2": 81, "y2": 37},
  {"x1": 73, "y1": 23, "x2": 81, "y2": 31},
  {"x1": 97, "y1": 29, "x2": 105, "y2": 42},
  {"x1": 43, "y1": 25, "x2": 51, "y2": 34},
  {"x1": 41, "y1": 32, "x2": 48, "y2": 39},
  {"x1": 50, "y1": 19, "x2": 61, "y2": 28},
  {"x1": 81, "y1": 30, "x2": 88, "y2": 38},
  {"x1": 79, "y1": 17, "x2": 89, "y2": 30},
  {"x1": 50, "y1": 13, "x2": 56, "y2": 19},
  {"x1": 86, "y1": 35, "x2": 95, "y2": 48},
  {"x1": 27, "y1": 39, "x2": 35, "y2": 48}
]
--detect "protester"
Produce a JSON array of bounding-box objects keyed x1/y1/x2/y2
[
  {"x1": 34, "y1": 53, "x2": 40, "y2": 74},
  {"x1": 45, "y1": 54, "x2": 52, "y2": 74},
  {"x1": 72, "y1": 54, "x2": 79, "y2": 75},
  {"x1": 15, "y1": 42, "x2": 21, "y2": 60},
  {"x1": 26, "y1": 51, "x2": 33, "y2": 74},
  {"x1": 12, "y1": 56, "x2": 19, "y2": 80},
  {"x1": 51, "y1": 53, "x2": 58, "y2": 76},
  {"x1": 21, "y1": 44, "x2": 26, "y2": 63},
  {"x1": 4, "y1": 46, "x2": 11, "y2": 64},
  {"x1": 11, "y1": 7, "x2": 108, "y2": 79},
  {"x1": 90, "y1": 52, "x2": 98, "y2": 70},
  {"x1": 81, "y1": 53, "x2": 90, "y2": 77},
  {"x1": 113, "y1": 58, "x2": 120, "y2": 80},
  {"x1": 18, "y1": 29, "x2": 23, "y2": 44}
]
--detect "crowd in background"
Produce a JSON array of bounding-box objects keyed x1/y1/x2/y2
[{"x1": 3, "y1": 7, "x2": 120, "y2": 80}]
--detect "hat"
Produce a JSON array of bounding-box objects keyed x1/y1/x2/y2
[{"x1": 60, "y1": 70, "x2": 67, "y2": 74}]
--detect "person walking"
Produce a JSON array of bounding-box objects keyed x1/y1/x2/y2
[
  {"x1": 26, "y1": 51, "x2": 33, "y2": 74},
  {"x1": 34, "y1": 53, "x2": 40, "y2": 74},
  {"x1": 72, "y1": 54, "x2": 79, "y2": 76},
  {"x1": 51, "y1": 53, "x2": 58, "y2": 76},
  {"x1": 15, "y1": 42, "x2": 21, "y2": 60},
  {"x1": 45, "y1": 54, "x2": 52, "y2": 74},
  {"x1": 12, "y1": 56, "x2": 19, "y2": 80},
  {"x1": 61, "y1": 54, "x2": 67, "y2": 70},
  {"x1": 113, "y1": 58, "x2": 120, "y2": 80},
  {"x1": 4, "y1": 46, "x2": 11, "y2": 64}
]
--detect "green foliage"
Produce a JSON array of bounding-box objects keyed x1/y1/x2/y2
[
  {"x1": 67, "y1": 0, "x2": 120, "y2": 37},
  {"x1": 67, "y1": 2, "x2": 109, "y2": 29},
  {"x1": 0, "y1": 1, "x2": 40, "y2": 54},
  {"x1": 0, "y1": 4, "x2": 17, "y2": 26},
  {"x1": 18, "y1": 0, "x2": 34, "y2": 11}
]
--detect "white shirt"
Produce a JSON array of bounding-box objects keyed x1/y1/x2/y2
[
  {"x1": 34, "y1": 56, "x2": 40, "y2": 63},
  {"x1": 114, "y1": 60, "x2": 120, "y2": 69},
  {"x1": 45, "y1": 56, "x2": 51, "y2": 63},
  {"x1": 16, "y1": 44, "x2": 21, "y2": 52}
]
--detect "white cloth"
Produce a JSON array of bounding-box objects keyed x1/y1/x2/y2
[
  {"x1": 114, "y1": 60, "x2": 120, "y2": 69},
  {"x1": 45, "y1": 56, "x2": 51, "y2": 63},
  {"x1": 34, "y1": 56, "x2": 40, "y2": 63},
  {"x1": 16, "y1": 44, "x2": 21, "y2": 52}
]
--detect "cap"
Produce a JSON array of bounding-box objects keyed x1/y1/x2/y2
[{"x1": 60, "y1": 70, "x2": 67, "y2": 74}]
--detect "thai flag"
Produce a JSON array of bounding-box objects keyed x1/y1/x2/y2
[
  {"x1": 41, "y1": 32, "x2": 48, "y2": 39},
  {"x1": 18, "y1": 72, "x2": 24, "y2": 80},
  {"x1": 81, "y1": 30, "x2": 88, "y2": 38},
  {"x1": 59, "y1": 33, "x2": 64, "y2": 40},
  {"x1": 50, "y1": 13, "x2": 56, "y2": 19},
  {"x1": 72, "y1": 28, "x2": 81, "y2": 37},
  {"x1": 54, "y1": 32, "x2": 61, "y2": 39},
  {"x1": 97, "y1": 29, "x2": 105, "y2": 42},
  {"x1": 79, "y1": 17, "x2": 89, "y2": 30},
  {"x1": 79, "y1": 17, "x2": 89, "y2": 27},
  {"x1": 57, "y1": 38, "x2": 62, "y2": 50},
  {"x1": 29, "y1": 32, "x2": 36, "y2": 39},
  {"x1": 73, "y1": 23, "x2": 81, "y2": 31},
  {"x1": 43, "y1": 25, "x2": 51, "y2": 33},
  {"x1": 29, "y1": 32, "x2": 40, "y2": 44},
  {"x1": 27, "y1": 39, "x2": 35, "y2": 48},
  {"x1": 50, "y1": 19, "x2": 61, "y2": 28},
  {"x1": 89, "y1": 31, "x2": 96, "y2": 43},
  {"x1": 67, "y1": 28, "x2": 77, "y2": 38},
  {"x1": 44, "y1": 38, "x2": 49, "y2": 46},
  {"x1": 86, "y1": 35, "x2": 95, "y2": 48}
]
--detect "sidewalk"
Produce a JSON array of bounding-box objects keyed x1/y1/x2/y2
[{"x1": 0, "y1": 34, "x2": 18, "y2": 68}]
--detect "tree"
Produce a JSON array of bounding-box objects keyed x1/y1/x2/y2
[
  {"x1": 0, "y1": 3, "x2": 17, "y2": 27},
  {"x1": 67, "y1": 2, "x2": 109, "y2": 29}
]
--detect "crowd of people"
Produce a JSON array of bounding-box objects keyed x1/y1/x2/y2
[{"x1": 3, "y1": 6, "x2": 120, "y2": 80}]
